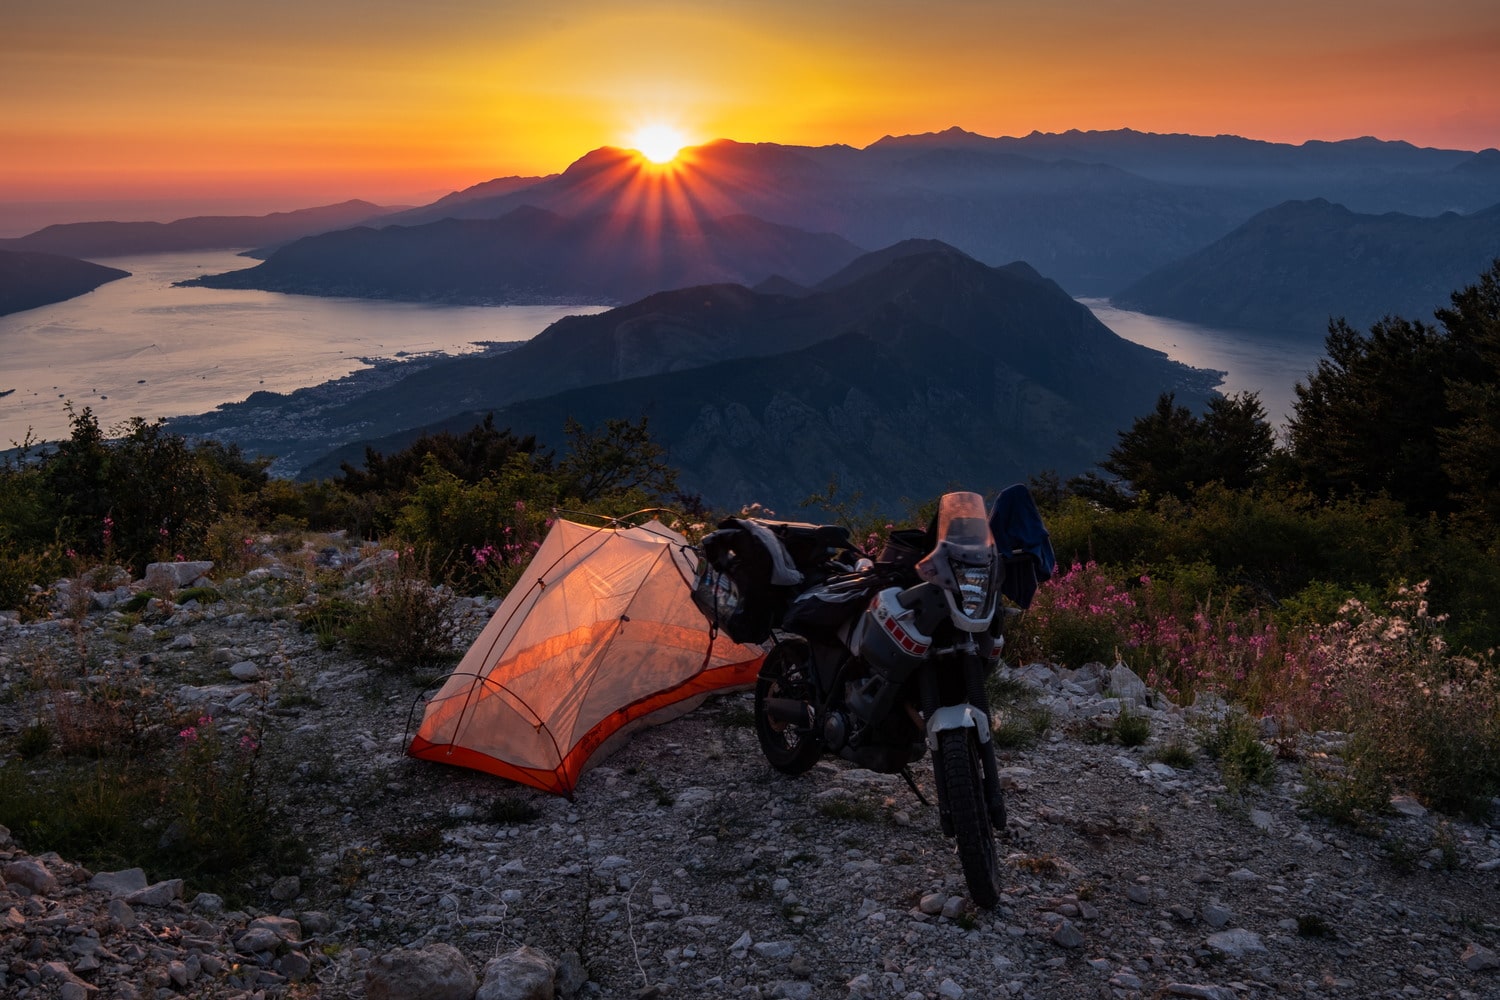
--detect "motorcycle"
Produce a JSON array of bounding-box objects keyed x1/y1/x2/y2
[{"x1": 692, "y1": 486, "x2": 1054, "y2": 908}]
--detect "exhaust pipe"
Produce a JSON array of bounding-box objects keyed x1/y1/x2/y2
[{"x1": 762, "y1": 697, "x2": 813, "y2": 728}]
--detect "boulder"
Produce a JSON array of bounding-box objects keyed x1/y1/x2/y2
[
  {"x1": 89, "y1": 868, "x2": 148, "y2": 897},
  {"x1": 4, "y1": 858, "x2": 59, "y2": 896},
  {"x1": 365, "y1": 943, "x2": 477, "y2": 1000},
  {"x1": 144, "y1": 560, "x2": 214, "y2": 591},
  {"x1": 1108, "y1": 662, "x2": 1151, "y2": 708},
  {"x1": 478, "y1": 945, "x2": 557, "y2": 1000}
]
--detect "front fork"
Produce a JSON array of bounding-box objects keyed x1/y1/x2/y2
[{"x1": 921, "y1": 645, "x2": 1006, "y2": 835}]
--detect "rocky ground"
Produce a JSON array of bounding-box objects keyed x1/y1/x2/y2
[{"x1": 1, "y1": 535, "x2": 1498, "y2": 999}]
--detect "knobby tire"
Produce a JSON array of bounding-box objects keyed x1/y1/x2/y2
[{"x1": 937, "y1": 727, "x2": 1001, "y2": 909}]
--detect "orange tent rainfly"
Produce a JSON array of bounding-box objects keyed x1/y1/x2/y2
[{"x1": 408, "y1": 519, "x2": 765, "y2": 797}]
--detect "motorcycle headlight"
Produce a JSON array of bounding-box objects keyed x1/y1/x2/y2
[{"x1": 954, "y1": 562, "x2": 992, "y2": 619}]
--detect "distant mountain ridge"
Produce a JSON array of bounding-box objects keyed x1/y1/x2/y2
[
  {"x1": 223, "y1": 128, "x2": 1500, "y2": 301},
  {"x1": 209, "y1": 241, "x2": 1225, "y2": 508},
  {"x1": 1112, "y1": 199, "x2": 1500, "y2": 336},
  {"x1": 0, "y1": 250, "x2": 129, "y2": 316},
  {"x1": 181, "y1": 207, "x2": 865, "y2": 305},
  {"x1": 0, "y1": 200, "x2": 397, "y2": 258}
]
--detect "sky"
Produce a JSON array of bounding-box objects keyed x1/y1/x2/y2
[{"x1": 4, "y1": 0, "x2": 1499, "y2": 229}]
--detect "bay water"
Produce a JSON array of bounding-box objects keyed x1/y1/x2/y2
[
  {"x1": 0, "y1": 252, "x2": 1326, "y2": 448},
  {"x1": 0, "y1": 250, "x2": 605, "y2": 445}
]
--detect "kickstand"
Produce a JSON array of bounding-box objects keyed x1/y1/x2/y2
[{"x1": 900, "y1": 766, "x2": 932, "y2": 807}]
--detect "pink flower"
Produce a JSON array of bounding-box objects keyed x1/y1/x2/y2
[{"x1": 179, "y1": 727, "x2": 198, "y2": 743}]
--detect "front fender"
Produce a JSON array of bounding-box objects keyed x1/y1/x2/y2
[{"x1": 925, "y1": 703, "x2": 991, "y2": 750}]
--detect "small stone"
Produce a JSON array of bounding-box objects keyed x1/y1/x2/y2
[
  {"x1": 169, "y1": 633, "x2": 197, "y2": 650},
  {"x1": 280, "y1": 951, "x2": 313, "y2": 982},
  {"x1": 1165, "y1": 985, "x2": 1237, "y2": 1000},
  {"x1": 1126, "y1": 885, "x2": 1152, "y2": 905},
  {"x1": 60, "y1": 982, "x2": 93, "y2": 1000},
  {"x1": 167, "y1": 961, "x2": 190, "y2": 987},
  {"x1": 1205, "y1": 928, "x2": 1267, "y2": 957},
  {"x1": 919, "y1": 892, "x2": 946, "y2": 915},
  {"x1": 230, "y1": 661, "x2": 262, "y2": 681},
  {"x1": 1201, "y1": 903, "x2": 1233, "y2": 928},
  {"x1": 269, "y1": 875, "x2": 301, "y2": 901},
  {"x1": 937, "y1": 979, "x2": 965, "y2": 999},
  {"x1": 192, "y1": 892, "x2": 224, "y2": 914},
  {"x1": 107, "y1": 898, "x2": 138, "y2": 930},
  {"x1": 1248, "y1": 809, "x2": 1274, "y2": 832},
  {"x1": 940, "y1": 896, "x2": 966, "y2": 920},
  {"x1": 1052, "y1": 919, "x2": 1085, "y2": 949},
  {"x1": 1390, "y1": 795, "x2": 1427, "y2": 818},
  {"x1": 752, "y1": 941, "x2": 794, "y2": 960},
  {"x1": 1461, "y1": 943, "x2": 1500, "y2": 971},
  {"x1": 1227, "y1": 868, "x2": 1260, "y2": 882},
  {"x1": 236, "y1": 928, "x2": 283, "y2": 953}
]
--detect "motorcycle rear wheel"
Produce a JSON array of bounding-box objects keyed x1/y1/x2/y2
[
  {"x1": 753, "y1": 639, "x2": 823, "y2": 775},
  {"x1": 936, "y1": 727, "x2": 1002, "y2": 909}
]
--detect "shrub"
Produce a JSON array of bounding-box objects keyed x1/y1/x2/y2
[
  {"x1": 1201, "y1": 710, "x2": 1276, "y2": 794},
  {"x1": 1298, "y1": 585, "x2": 1500, "y2": 820},
  {"x1": 344, "y1": 549, "x2": 461, "y2": 671},
  {"x1": 1114, "y1": 706, "x2": 1152, "y2": 747},
  {"x1": 1153, "y1": 738, "x2": 1197, "y2": 769},
  {"x1": 1010, "y1": 560, "x2": 1134, "y2": 667}
]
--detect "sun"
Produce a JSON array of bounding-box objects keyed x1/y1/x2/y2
[{"x1": 629, "y1": 124, "x2": 689, "y2": 164}]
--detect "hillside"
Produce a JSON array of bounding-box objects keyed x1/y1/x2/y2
[
  {"x1": 1, "y1": 544, "x2": 1497, "y2": 998},
  {"x1": 172, "y1": 242, "x2": 1218, "y2": 495},
  {"x1": 1112, "y1": 200, "x2": 1500, "y2": 336},
  {"x1": 181, "y1": 208, "x2": 865, "y2": 306},
  {"x1": 0, "y1": 249, "x2": 129, "y2": 316},
  {"x1": 0, "y1": 200, "x2": 395, "y2": 258}
]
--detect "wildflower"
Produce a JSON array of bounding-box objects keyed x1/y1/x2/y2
[
  {"x1": 179, "y1": 727, "x2": 198, "y2": 743},
  {"x1": 238, "y1": 734, "x2": 260, "y2": 753},
  {"x1": 515, "y1": 500, "x2": 526, "y2": 512}
]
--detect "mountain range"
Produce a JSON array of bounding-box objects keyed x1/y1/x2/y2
[
  {"x1": 173, "y1": 240, "x2": 1220, "y2": 510},
  {"x1": 1113, "y1": 199, "x2": 1500, "y2": 335},
  {"x1": 180, "y1": 208, "x2": 864, "y2": 305},
  {"x1": 171, "y1": 128, "x2": 1500, "y2": 307},
  {"x1": 0, "y1": 200, "x2": 395, "y2": 258},
  {"x1": 0, "y1": 250, "x2": 129, "y2": 317}
]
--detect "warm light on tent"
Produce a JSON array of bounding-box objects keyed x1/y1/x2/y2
[{"x1": 408, "y1": 519, "x2": 764, "y2": 797}]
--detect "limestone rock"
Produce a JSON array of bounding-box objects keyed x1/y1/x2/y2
[
  {"x1": 144, "y1": 560, "x2": 214, "y2": 590},
  {"x1": 89, "y1": 868, "x2": 148, "y2": 897},
  {"x1": 365, "y1": 942, "x2": 477, "y2": 1000},
  {"x1": 125, "y1": 878, "x2": 183, "y2": 907},
  {"x1": 1108, "y1": 662, "x2": 1151, "y2": 707},
  {"x1": 478, "y1": 945, "x2": 558, "y2": 1000},
  {"x1": 3, "y1": 858, "x2": 58, "y2": 895}
]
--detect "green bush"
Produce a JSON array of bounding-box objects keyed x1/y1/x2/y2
[
  {"x1": 1201, "y1": 710, "x2": 1276, "y2": 794},
  {"x1": 344, "y1": 551, "x2": 461, "y2": 670}
]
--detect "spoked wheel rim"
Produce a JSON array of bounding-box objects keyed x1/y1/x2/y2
[{"x1": 753, "y1": 639, "x2": 823, "y2": 774}]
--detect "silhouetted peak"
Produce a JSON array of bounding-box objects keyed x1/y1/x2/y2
[{"x1": 814, "y1": 239, "x2": 975, "y2": 291}]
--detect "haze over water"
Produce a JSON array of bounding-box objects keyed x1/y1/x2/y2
[{"x1": 0, "y1": 251, "x2": 605, "y2": 445}]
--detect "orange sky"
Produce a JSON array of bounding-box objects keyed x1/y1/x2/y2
[{"x1": 4, "y1": 0, "x2": 1499, "y2": 219}]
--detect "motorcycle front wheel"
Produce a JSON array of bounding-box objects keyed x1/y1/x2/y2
[
  {"x1": 936, "y1": 727, "x2": 1002, "y2": 909},
  {"x1": 753, "y1": 639, "x2": 823, "y2": 775}
]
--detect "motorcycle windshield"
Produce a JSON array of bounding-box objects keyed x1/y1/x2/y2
[
  {"x1": 916, "y1": 491, "x2": 996, "y2": 594},
  {"x1": 929, "y1": 492, "x2": 994, "y2": 556}
]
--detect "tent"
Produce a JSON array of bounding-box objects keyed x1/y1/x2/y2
[{"x1": 408, "y1": 518, "x2": 765, "y2": 797}]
